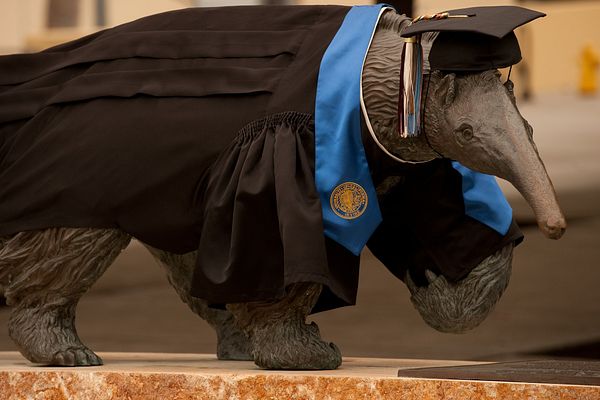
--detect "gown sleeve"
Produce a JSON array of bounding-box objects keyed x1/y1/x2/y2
[{"x1": 367, "y1": 159, "x2": 523, "y2": 288}]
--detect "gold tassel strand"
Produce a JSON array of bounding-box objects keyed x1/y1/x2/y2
[
  {"x1": 398, "y1": 34, "x2": 423, "y2": 138},
  {"x1": 397, "y1": 12, "x2": 473, "y2": 138}
]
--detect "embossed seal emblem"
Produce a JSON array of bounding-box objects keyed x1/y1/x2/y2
[{"x1": 330, "y1": 182, "x2": 368, "y2": 220}]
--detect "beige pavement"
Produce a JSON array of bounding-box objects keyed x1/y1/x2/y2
[{"x1": 4, "y1": 353, "x2": 596, "y2": 400}]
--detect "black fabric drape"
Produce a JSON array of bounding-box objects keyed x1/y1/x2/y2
[
  {"x1": 366, "y1": 159, "x2": 523, "y2": 288},
  {"x1": 0, "y1": 5, "x2": 361, "y2": 311},
  {"x1": 0, "y1": 5, "x2": 349, "y2": 254},
  {"x1": 0, "y1": 5, "x2": 522, "y2": 312}
]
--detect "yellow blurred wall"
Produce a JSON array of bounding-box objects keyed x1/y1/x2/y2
[
  {"x1": 1, "y1": 0, "x2": 598, "y2": 93},
  {"x1": 419, "y1": 0, "x2": 600, "y2": 94},
  {"x1": 0, "y1": 0, "x2": 46, "y2": 54},
  {"x1": 296, "y1": 0, "x2": 372, "y2": 4},
  {"x1": 524, "y1": 0, "x2": 600, "y2": 94},
  {"x1": 106, "y1": 0, "x2": 195, "y2": 27}
]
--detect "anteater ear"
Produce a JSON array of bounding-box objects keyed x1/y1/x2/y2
[{"x1": 436, "y1": 73, "x2": 456, "y2": 108}]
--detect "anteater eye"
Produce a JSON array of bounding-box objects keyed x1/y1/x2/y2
[{"x1": 455, "y1": 124, "x2": 473, "y2": 141}]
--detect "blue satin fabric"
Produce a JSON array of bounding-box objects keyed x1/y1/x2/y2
[
  {"x1": 315, "y1": 5, "x2": 386, "y2": 256},
  {"x1": 451, "y1": 161, "x2": 513, "y2": 235}
]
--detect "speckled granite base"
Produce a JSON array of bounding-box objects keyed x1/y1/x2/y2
[{"x1": 0, "y1": 352, "x2": 598, "y2": 399}]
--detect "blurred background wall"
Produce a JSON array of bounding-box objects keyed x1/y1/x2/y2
[{"x1": 1, "y1": 0, "x2": 599, "y2": 95}]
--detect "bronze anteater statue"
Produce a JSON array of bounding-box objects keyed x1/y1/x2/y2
[{"x1": 0, "y1": 5, "x2": 564, "y2": 369}]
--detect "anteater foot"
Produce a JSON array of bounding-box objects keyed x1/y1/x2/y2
[
  {"x1": 252, "y1": 320, "x2": 342, "y2": 370},
  {"x1": 50, "y1": 347, "x2": 103, "y2": 367},
  {"x1": 217, "y1": 329, "x2": 253, "y2": 361},
  {"x1": 9, "y1": 305, "x2": 101, "y2": 367}
]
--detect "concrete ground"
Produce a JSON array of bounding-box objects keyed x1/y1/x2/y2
[{"x1": 0, "y1": 93, "x2": 599, "y2": 362}]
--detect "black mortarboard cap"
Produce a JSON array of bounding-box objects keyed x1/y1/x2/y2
[
  {"x1": 401, "y1": 6, "x2": 546, "y2": 71},
  {"x1": 395, "y1": 6, "x2": 545, "y2": 138},
  {"x1": 402, "y1": 6, "x2": 545, "y2": 39}
]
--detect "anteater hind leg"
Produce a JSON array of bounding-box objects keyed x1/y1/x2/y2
[
  {"x1": 146, "y1": 247, "x2": 252, "y2": 361},
  {"x1": 1, "y1": 228, "x2": 131, "y2": 366},
  {"x1": 228, "y1": 283, "x2": 342, "y2": 370}
]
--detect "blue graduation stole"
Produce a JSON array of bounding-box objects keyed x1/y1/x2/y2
[
  {"x1": 452, "y1": 162, "x2": 513, "y2": 235},
  {"x1": 315, "y1": 5, "x2": 513, "y2": 256},
  {"x1": 315, "y1": 5, "x2": 387, "y2": 256}
]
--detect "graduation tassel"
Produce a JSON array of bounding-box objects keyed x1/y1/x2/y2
[
  {"x1": 398, "y1": 12, "x2": 472, "y2": 138},
  {"x1": 398, "y1": 34, "x2": 424, "y2": 138}
]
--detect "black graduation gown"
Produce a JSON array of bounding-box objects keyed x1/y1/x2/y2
[{"x1": 0, "y1": 6, "x2": 522, "y2": 312}]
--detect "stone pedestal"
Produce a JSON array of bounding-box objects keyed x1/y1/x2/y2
[{"x1": 0, "y1": 352, "x2": 598, "y2": 399}]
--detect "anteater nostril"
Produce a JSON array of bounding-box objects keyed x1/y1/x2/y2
[{"x1": 543, "y1": 216, "x2": 567, "y2": 240}]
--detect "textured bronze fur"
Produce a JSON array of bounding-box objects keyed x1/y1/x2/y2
[
  {"x1": 145, "y1": 247, "x2": 252, "y2": 361},
  {"x1": 405, "y1": 244, "x2": 513, "y2": 333},
  {"x1": 0, "y1": 228, "x2": 130, "y2": 366}
]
